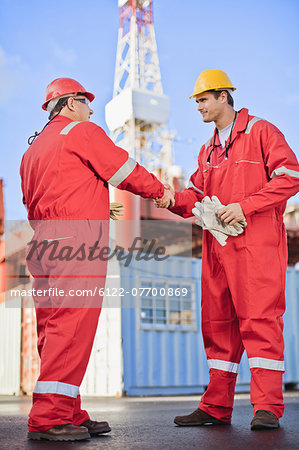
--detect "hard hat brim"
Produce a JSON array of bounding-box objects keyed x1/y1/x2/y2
[
  {"x1": 189, "y1": 86, "x2": 236, "y2": 99},
  {"x1": 42, "y1": 90, "x2": 95, "y2": 111}
]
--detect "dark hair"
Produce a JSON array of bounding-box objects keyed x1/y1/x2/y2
[
  {"x1": 48, "y1": 97, "x2": 70, "y2": 119},
  {"x1": 48, "y1": 92, "x2": 88, "y2": 120},
  {"x1": 211, "y1": 90, "x2": 234, "y2": 107}
]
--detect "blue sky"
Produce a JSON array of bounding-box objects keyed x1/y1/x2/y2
[{"x1": 1, "y1": 0, "x2": 299, "y2": 219}]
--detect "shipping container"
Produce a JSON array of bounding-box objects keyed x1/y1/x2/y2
[
  {"x1": 120, "y1": 257, "x2": 299, "y2": 395},
  {"x1": 0, "y1": 297, "x2": 22, "y2": 395}
]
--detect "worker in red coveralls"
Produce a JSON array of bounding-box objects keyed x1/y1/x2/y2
[
  {"x1": 156, "y1": 70, "x2": 299, "y2": 430},
  {"x1": 20, "y1": 77, "x2": 174, "y2": 441}
]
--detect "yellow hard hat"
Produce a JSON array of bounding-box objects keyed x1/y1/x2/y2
[{"x1": 189, "y1": 70, "x2": 236, "y2": 99}]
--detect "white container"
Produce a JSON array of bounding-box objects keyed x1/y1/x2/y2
[
  {"x1": 0, "y1": 298, "x2": 22, "y2": 395},
  {"x1": 105, "y1": 88, "x2": 170, "y2": 131}
]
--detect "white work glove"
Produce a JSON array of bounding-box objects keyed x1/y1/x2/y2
[
  {"x1": 192, "y1": 201, "x2": 229, "y2": 246},
  {"x1": 199, "y1": 197, "x2": 244, "y2": 236},
  {"x1": 110, "y1": 202, "x2": 125, "y2": 220},
  {"x1": 192, "y1": 196, "x2": 247, "y2": 246}
]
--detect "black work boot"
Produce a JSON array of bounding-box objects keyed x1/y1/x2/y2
[
  {"x1": 251, "y1": 410, "x2": 279, "y2": 430},
  {"x1": 27, "y1": 424, "x2": 91, "y2": 441},
  {"x1": 174, "y1": 408, "x2": 229, "y2": 426},
  {"x1": 80, "y1": 419, "x2": 111, "y2": 436}
]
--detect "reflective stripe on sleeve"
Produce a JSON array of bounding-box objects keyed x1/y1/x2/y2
[
  {"x1": 248, "y1": 357, "x2": 285, "y2": 371},
  {"x1": 187, "y1": 181, "x2": 204, "y2": 195},
  {"x1": 108, "y1": 157, "x2": 137, "y2": 187},
  {"x1": 245, "y1": 117, "x2": 262, "y2": 134},
  {"x1": 60, "y1": 121, "x2": 80, "y2": 135},
  {"x1": 207, "y1": 359, "x2": 239, "y2": 373},
  {"x1": 34, "y1": 381, "x2": 79, "y2": 398},
  {"x1": 270, "y1": 166, "x2": 299, "y2": 179}
]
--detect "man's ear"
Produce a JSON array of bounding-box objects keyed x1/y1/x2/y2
[
  {"x1": 66, "y1": 97, "x2": 76, "y2": 111},
  {"x1": 220, "y1": 91, "x2": 227, "y2": 103}
]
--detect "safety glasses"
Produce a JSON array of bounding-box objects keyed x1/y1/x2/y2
[{"x1": 73, "y1": 97, "x2": 90, "y2": 105}]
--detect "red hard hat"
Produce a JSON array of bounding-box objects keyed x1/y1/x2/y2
[{"x1": 42, "y1": 77, "x2": 95, "y2": 110}]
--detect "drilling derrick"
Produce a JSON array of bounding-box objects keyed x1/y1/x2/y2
[{"x1": 105, "y1": 0, "x2": 176, "y2": 223}]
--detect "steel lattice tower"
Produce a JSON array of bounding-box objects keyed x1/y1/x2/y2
[{"x1": 105, "y1": 0, "x2": 175, "y2": 183}]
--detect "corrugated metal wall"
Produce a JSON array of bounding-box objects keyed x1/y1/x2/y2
[
  {"x1": 0, "y1": 297, "x2": 21, "y2": 395},
  {"x1": 121, "y1": 257, "x2": 299, "y2": 395},
  {"x1": 80, "y1": 307, "x2": 122, "y2": 397},
  {"x1": 284, "y1": 267, "x2": 299, "y2": 383},
  {"x1": 121, "y1": 257, "x2": 208, "y2": 395}
]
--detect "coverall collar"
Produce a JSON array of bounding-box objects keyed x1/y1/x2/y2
[
  {"x1": 211, "y1": 108, "x2": 249, "y2": 145},
  {"x1": 206, "y1": 109, "x2": 249, "y2": 162},
  {"x1": 233, "y1": 108, "x2": 250, "y2": 134},
  {"x1": 50, "y1": 115, "x2": 73, "y2": 126}
]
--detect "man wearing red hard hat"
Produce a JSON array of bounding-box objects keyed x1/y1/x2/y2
[{"x1": 20, "y1": 77, "x2": 174, "y2": 441}]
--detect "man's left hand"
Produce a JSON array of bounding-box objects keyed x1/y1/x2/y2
[
  {"x1": 217, "y1": 203, "x2": 245, "y2": 225},
  {"x1": 155, "y1": 184, "x2": 175, "y2": 208},
  {"x1": 110, "y1": 202, "x2": 125, "y2": 220}
]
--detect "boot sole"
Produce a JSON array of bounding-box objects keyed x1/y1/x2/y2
[
  {"x1": 174, "y1": 419, "x2": 228, "y2": 426},
  {"x1": 89, "y1": 426, "x2": 112, "y2": 436},
  {"x1": 27, "y1": 431, "x2": 91, "y2": 441},
  {"x1": 251, "y1": 422, "x2": 279, "y2": 430}
]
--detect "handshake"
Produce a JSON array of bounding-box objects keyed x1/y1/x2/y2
[
  {"x1": 154, "y1": 184, "x2": 175, "y2": 208},
  {"x1": 109, "y1": 184, "x2": 175, "y2": 220},
  {"x1": 110, "y1": 184, "x2": 175, "y2": 220}
]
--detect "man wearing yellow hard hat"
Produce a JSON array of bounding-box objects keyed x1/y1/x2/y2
[{"x1": 156, "y1": 69, "x2": 299, "y2": 430}]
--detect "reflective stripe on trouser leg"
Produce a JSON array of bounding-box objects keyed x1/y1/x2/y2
[
  {"x1": 30, "y1": 271, "x2": 88, "y2": 426},
  {"x1": 27, "y1": 224, "x2": 106, "y2": 431},
  {"x1": 199, "y1": 235, "x2": 244, "y2": 422},
  {"x1": 220, "y1": 227, "x2": 287, "y2": 420},
  {"x1": 28, "y1": 303, "x2": 102, "y2": 432},
  {"x1": 230, "y1": 315, "x2": 285, "y2": 418}
]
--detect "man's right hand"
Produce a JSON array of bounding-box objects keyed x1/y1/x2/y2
[
  {"x1": 217, "y1": 202, "x2": 246, "y2": 225},
  {"x1": 154, "y1": 184, "x2": 175, "y2": 208}
]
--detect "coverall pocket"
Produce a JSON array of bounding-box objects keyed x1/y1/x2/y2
[
  {"x1": 232, "y1": 160, "x2": 265, "y2": 197},
  {"x1": 246, "y1": 212, "x2": 280, "y2": 247}
]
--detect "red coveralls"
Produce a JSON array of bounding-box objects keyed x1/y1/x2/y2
[
  {"x1": 20, "y1": 115, "x2": 164, "y2": 432},
  {"x1": 170, "y1": 108, "x2": 299, "y2": 421}
]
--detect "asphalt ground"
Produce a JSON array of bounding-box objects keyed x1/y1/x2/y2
[{"x1": 0, "y1": 393, "x2": 299, "y2": 450}]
